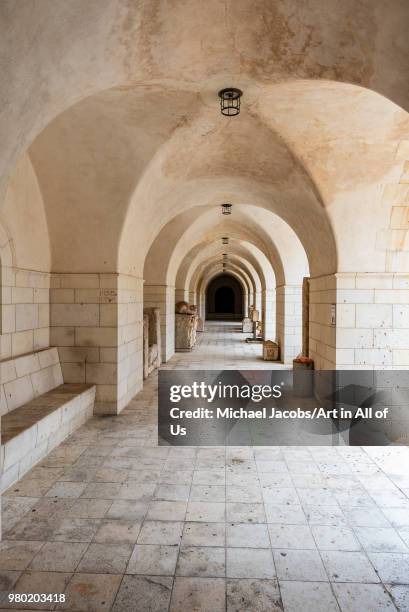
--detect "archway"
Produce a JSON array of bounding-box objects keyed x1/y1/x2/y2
[{"x1": 206, "y1": 274, "x2": 244, "y2": 320}]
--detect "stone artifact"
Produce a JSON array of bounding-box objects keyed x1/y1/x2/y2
[
  {"x1": 175, "y1": 301, "x2": 189, "y2": 314},
  {"x1": 188, "y1": 304, "x2": 197, "y2": 314},
  {"x1": 175, "y1": 311, "x2": 198, "y2": 351},
  {"x1": 251, "y1": 308, "x2": 260, "y2": 322},
  {"x1": 143, "y1": 307, "x2": 161, "y2": 379},
  {"x1": 242, "y1": 317, "x2": 252, "y2": 333},
  {"x1": 197, "y1": 317, "x2": 204, "y2": 332},
  {"x1": 263, "y1": 340, "x2": 279, "y2": 361}
]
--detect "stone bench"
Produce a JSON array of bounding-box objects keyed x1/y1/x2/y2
[{"x1": 0, "y1": 347, "x2": 95, "y2": 492}]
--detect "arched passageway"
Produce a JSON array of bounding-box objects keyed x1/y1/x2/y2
[
  {"x1": 206, "y1": 274, "x2": 244, "y2": 320},
  {"x1": 2, "y1": 5, "x2": 409, "y2": 608}
]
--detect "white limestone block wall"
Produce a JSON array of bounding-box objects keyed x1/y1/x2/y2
[
  {"x1": 262, "y1": 288, "x2": 276, "y2": 341},
  {"x1": 309, "y1": 273, "x2": 409, "y2": 370},
  {"x1": 308, "y1": 275, "x2": 337, "y2": 369},
  {"x1": 276, "y1": 285, "x2": 303, "y2": 363},
  {"x1": 50, "y1": 273, "x2": 144, "y2": 415},
  {"x1": 335, "y1": 273, "x2": 409, "y2": 369},
  {"x1": 144, "y1": 284, "x2": 175, "y2": 362},
  {"x1": 0, "y1": 256, "x2": 50, "y2": 361},
  {"x1": 117, "y1": 274, "x2": 144, "y2": 412}
]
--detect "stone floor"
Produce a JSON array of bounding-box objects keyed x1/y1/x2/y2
[
  {"x1": 1, "y1": 323, "x2": 409, "y2": 611},
  {"x1": 163, "y1": 321, "x2": 290, "y2": 370}
]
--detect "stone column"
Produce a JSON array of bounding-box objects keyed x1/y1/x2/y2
[
  {"x1": 262, "y1": 288, "x2": 276, "y2": 340},
  {"x1": 143, "y1": 284, "x2": 175, "y2": 362},
  {"x1": 276, "y1": 284, "x2": 303, "y2": 363}
]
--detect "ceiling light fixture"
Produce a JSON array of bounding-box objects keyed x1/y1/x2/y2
[
  {"x1": 218, "y1": 88, "x2": 243, "y2": 116},
  {"x1": 221, "y1": 203, "x2": 232, "y2": 215}
]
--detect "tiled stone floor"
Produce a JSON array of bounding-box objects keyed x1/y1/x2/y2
[
  {"x1": 163, "y1": 321, "x2": 290, "y2": 370},
  {"x1": 1, "y1": 322, "x2": 409, "y2": 611}
]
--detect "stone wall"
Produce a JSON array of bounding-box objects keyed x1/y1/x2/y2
[
  {"x1": 276, "y1": 285, "x2": 302, "y2": 363},
  {"x1": 0, "y1": 256, "x2": 50, "y2": 361},
  {"x1": 308, "y1": 275, "x2": 337, "y2": 370},
  {"x1": 309, "y1": 273, "x2": 409, "y2": 369},
  {"x1": 50, "y1": 273, "x2": 143, "y2": 415}
]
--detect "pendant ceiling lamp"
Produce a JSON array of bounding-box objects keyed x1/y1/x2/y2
[{"x1": 218, "y1": 88, "x2": 243, "y2": 116}]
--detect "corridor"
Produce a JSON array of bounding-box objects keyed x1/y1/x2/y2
[
  {"x1": 1, "y1": 324, "x2": 409, "y2": 611},
  {"x1": 164, "y1": 321, "x2": 289, "y2": 370}
]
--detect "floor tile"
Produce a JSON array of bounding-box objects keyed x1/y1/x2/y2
[
  {"x1": 112, "y1": 575, "x2": 173, "y2": 612},
  {"x1": 311, "y1": 525, "x2": 361, "y2": 551},
  {"x1": 280, "y1": 580, "x2": 339, "y2": 611},
  {"x1": 182, "y1": 522, "x2": 225, "y2": 547},
  {"x1": 137, "y1": 521, "x2": 183, "y2": 545},
  {"x1": 321, "y1": 551, "x2": 380, "y2": 583},
  {"x1": 52, "y1": 518, "x2": 101, "y2": 543},
  {"x1": 354, "y1": 526, "x2": 408, "y2": 553},
  {"x1": 147, "y1": 501, "x2": 187, "y2": 521},
  {"x1": 190, "y1": 485, "x2": 226, "y2": 502},
  {"x1": 387, "y1": 584, "x2": 409, "y2": 611},
  {"x1": 92, "y1": 520, "x2": 141, "y2": 544},
  {"x1": 29, "y1": 542, "x2": 88, "y2": 572},
  {"x1": 264, "y1": 504, "x2": 306, "y2": 525},
  {"x1": 226, "y1": 548, "x2": 275, "y2": 579},
  {"x1": 226, "y1": 502, "x2": 266, "y2": 524},
  {"x1": 154, "y1": 484, "x2": 190, "y2": 502},
  {"x1": 76, "y1": 543, "x2": 132, "y2": 574},
  {"x1": 273, "y1": 549, "x2": 327, "y2": 582},
  {"x1": 268, "y1": 524, "x2": 316, "y2": 550},
  {"x1": 226, "y1": 523, "x2": 270, "y2": 548},
  {"x1": 45, "y1": 481, "x2": 87, "y2": 498},
  {"x1": 226, "y1": 578, "x2": 282, "y2": 611},
  {"x1": 332, "y1": 582, "x2": 396, "y2": 612},
  {"x1": 61, "y1": 573, "x2": 122, "y2": 612},
  {"x1": 176, "y1": 546, "x2": 225, "y2": 577},
  {"x1": 186, "y1": 502, "x2": 225, "y2": 522},
  {"x1": 368, "y1": 552, "x2": 409, "y2": 584},
  {"x1": 0, "y1": 541, "x2": 43, "y2": 571},
  {"x1": 126, "y1": 544, "x2": 179, "y2": 576},
  {"x1": 170, "y1": 577, "x2": 225, "y2": 612}
]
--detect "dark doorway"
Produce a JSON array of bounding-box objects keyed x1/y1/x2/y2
[
  {"x1": 206, "y1": 274, "x2": 244, "y2": 320},
  {"x1": 215, "y1": 286, "x2": 235, "y2": 313}
]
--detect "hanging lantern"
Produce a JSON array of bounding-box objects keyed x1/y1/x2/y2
[
  {"x1": 221, "y1": 203, "x2": 232, "y2": 215},
  {"x1": 223, "y1": 253, "x2": 228, "y2": 261},
  {"x1": 218, "y1": 88, "x2": 243, "y2": 116},
  {"x1": 222, "y1": 237, "x2": 229, "y2": 245},
  {"x1": 222, "y1": 263, "x2": 227, "y2": 272}
]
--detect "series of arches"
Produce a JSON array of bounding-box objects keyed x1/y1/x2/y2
[{"x1": 1, "y1": 1, "x2": 409, "y2": 414}]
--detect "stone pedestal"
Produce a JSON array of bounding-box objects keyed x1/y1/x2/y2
[
  {"x1": 175, "y1": 313, "x2": 197, "y2": 351},
  {"x1": 263, "y1": 340, "x2": 279, "y2": 361},
  {"x1": 242, "y1": 317, "x2": 252, "y2": 333}
]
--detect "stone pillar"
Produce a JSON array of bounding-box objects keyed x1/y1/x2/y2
[
  {"x1": 276, "y1": 284, "x2": 303, "y2": 363},
  {"x1": 175, "y1": 288, "x2": 185, "y2": 304},
  {"x1": 335, "y1": 273, "x2": 409, "y2": 368},
  {"x1": 262, "y1": 289, "x2": 276, "y2": 340},
  {"x1": 143, "y1": 284, "x2": 175, "y2": 362},
  {"x1": 302, "y1": 277, "x2": 310, "y2": 357},
  {"x1": 308, "y1": 272, "x2": 409, "y2": 369},
  {"x1": 50, "y1": 273, "x2": 143, "y2": 415}
]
